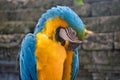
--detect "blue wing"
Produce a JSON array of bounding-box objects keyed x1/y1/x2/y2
[
  {"x1": 71, "y1": 48, "x2": 79, "y2": 80},
  {"x1": 19, "y1": 33, "x2": 37, "y2": 80}
]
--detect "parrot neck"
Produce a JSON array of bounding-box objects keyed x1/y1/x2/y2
[{"x1": 41, "y1": 17, "x2": 68, "y2": 41}]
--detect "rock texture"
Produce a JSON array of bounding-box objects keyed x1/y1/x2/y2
[{"x1": 0, "y1": 0, "x2": 120, "y2": 80}]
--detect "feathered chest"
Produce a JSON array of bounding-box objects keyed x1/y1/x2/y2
[
  {"x1": 35, "y1": 33, "x2": 67, "y2": 80},
  {"x1": 35, "y1": 32, "x2": 66, "y2": 66}
]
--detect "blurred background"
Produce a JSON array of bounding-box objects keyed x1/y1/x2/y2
[{"x1": 0, "y1": 0, "x2": 120, "y2": 80}]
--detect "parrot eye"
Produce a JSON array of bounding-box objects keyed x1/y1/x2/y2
[
  {"x1": 70, "y1": 28, "x2": 77, "y2": 36},
  {"x1": 72, "y1": 31, "x2": 76, "y2": 36}
]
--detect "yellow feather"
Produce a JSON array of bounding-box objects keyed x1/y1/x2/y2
[
  {"x1": 35, "y1": 17, "x2": 74, "y2": 80},
  {"x1": 41, "y1": 17, "x2": 68, "y2": 40},
  {"x1": 35, "y1": 32, "x2": 66, "y2": 80},
  {"x1": 63, "y1": 51, "x2": 74, "y2": 80}
]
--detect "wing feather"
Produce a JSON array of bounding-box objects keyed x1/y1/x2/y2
[
  {"x1": 71, "y1": 49, "x2": 79, "y2": 80},
  {"x1": 19, "y1": 33, "x2": 37, "y2": 80}
]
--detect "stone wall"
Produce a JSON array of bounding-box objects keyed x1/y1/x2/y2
[
  {"x1": 0, "y1": 0, "x2": 120, "y2": 80},
  {"x1": 76, "y1": 32, "x2": 120, "y2": 80}
]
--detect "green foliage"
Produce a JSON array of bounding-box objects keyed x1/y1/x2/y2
[{"x1": 75, "y1": 0, "x2": 84, "y2": 6}]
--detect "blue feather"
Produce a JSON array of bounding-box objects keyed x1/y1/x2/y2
[
  {"x1": 34, "y1": 6, "x2": 84, "y2": 40},
  {"x1": 20, "y1": 33, "x2": 37, "y2": 80},
  {"x1": 71, "y1": 49, "x2": 79, "y2": 80}
]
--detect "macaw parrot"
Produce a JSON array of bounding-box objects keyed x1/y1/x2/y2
[{"x1": 19, "y1": 6, "x2": 93, "y2": 80}]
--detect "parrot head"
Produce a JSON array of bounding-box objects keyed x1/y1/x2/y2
[{"x1": 34, "y1": 6, "x2": 92, "y2": 50}]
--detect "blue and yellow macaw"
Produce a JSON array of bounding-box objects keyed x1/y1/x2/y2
[{"x1": 19, "y1": 6, "x2": 92, "y2": 80}]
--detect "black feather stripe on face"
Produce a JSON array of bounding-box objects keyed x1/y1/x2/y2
[
  {"x1": 59, "y1": 27, "x2": 81, "y2": 43},
  {"x1": 55, "y1": 27, "x2": 82, "y2": 50},
  {"x1": 64, "y1": 27, "x2": 78, "y2": 41},
  {"x1": 64, "y1": 27, "x2": 73, "y2": 41}
]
